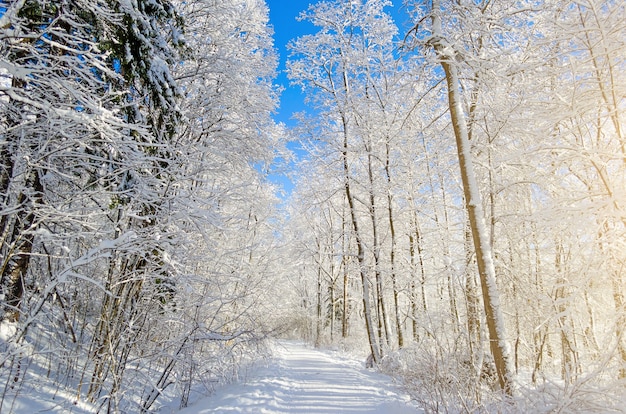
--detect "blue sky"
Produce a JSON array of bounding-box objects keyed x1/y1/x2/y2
[
  {"x1": 265, "y1": 1, "x2": 316, "y2": 197},
  {"x1": 266, "y1": 1, "x2": 316, "y2": 128}
]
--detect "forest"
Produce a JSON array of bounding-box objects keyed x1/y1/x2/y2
[{"x1": 0, "y1": 0, "x2": 624, "y2": 412}]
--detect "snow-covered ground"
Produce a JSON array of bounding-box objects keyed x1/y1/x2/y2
[
  {"x1": 1, "y1": 336, "x2": 421, "y2": 413},
  {"x1": 173, "y1": 341, "x2": 422, "y2": 413}
]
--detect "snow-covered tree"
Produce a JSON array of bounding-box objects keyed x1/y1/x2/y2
[
  {"x1": 408, "y1": 0, "x2": 516, "y2": 394},
  {"x1": 1, "y1": 0, "x2": 283, "y2": 411},
  {"x1": 0, "y1": 0, "x2": 128, "y2": 323},
  {"x1": 288, "y1": 0, "x2": 406, "y2": 363}
]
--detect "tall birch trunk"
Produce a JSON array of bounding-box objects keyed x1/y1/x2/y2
[
  {"x1": 465, "y1": 222, "x2": 482, "y2": 369},
  {"x1": 429, "y1": 1, "x2": 514, "y2": 394}
]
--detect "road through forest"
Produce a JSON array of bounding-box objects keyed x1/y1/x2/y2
[{"x1": 177, "y1": 341, "x2": 422, "y2": 413}]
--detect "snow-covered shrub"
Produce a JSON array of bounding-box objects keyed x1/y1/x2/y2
[
  {"x1": 379, "y1": 336, "x2": 511, "y2": 413},
  {"x1": 381, "y1": 335, "x2": 626, "y2": 414},
  {"x1": 514, "y1": 373, "x2": 626, "y2": 414}
]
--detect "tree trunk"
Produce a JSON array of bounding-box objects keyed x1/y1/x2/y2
[
  {"x1": 342, "y1": 211, "x2": 350, "y2": 338},
  {"x1": 366, "y1": 150, "x2": 390, "y2": 349},
  {"x1": 429, "y1": 2, "x2": 514, "y2": 394},
  {"x1": 465, "y1": 223, "x2": 482, "y2": 368},
  {"x1": 316, "y1": 259, "x2": 323, "y2": 347},
  {"x1": 0, "y1": 169, "x2": 43, "y2": 322},
  {"x1": 341, "y1": 113, "x2": 381, "y2": 363},
  {"x1": 612, "y1": 272, "x2": 626, "y2": 379},
  {"x1": 385, "y1": 141, "x2": 403, "y2": 348},
  {"x1": 554, "y1": 241, "x2": 580, "y2": 382}
]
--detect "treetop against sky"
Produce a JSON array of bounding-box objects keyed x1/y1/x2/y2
[
  {"x1": 264, "y1": 0, "x2": 408, "y2": 196},
  {"x1": 267, "y1": 0, "x2": 410, "y2": 124}
]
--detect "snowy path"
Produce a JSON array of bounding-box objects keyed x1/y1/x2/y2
[{"x1": 177, "y1": 341, "x2": 421, "y2": 413}]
